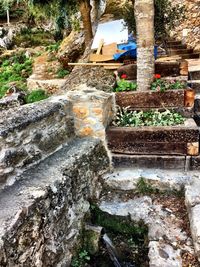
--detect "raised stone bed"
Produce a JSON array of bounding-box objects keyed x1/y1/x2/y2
[
  {"x1": 115, "y1": 89, "x2": 195, "y2": 109},
  {"x1": 106, "y1": 119, "x2": 199, "y2": 156}
]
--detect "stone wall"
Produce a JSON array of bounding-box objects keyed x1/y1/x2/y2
[
  {"x1": 0, "y1": 95, "x2": 75, "y2": 189},
  {"x1": 0, "y1": 89, "x2": 114, "y2": 190},
  {"x1": 170, "y1": 0, "x2": 200, "y2": 51},
  {"x1": 0, "y1": 138, "x2": 110, "y2": 267}
]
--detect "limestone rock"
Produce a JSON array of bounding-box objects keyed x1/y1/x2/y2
[{"x1": 148, "y1": 241, "x2": 182, "y2": 267}]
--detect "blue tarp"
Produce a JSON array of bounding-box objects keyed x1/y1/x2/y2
[{"x1": 113, "y1": 41, "x2": 158, "y2": 60}]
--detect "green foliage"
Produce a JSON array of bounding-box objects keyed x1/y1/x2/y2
[
  {"x1": 113, "y1": 108, "x2": 185, "y2": 127},
  {"x1": 0, "y1": 52, "x2": 33, "y2": 98},
  {"x1": 122, "y1": 0, "x2": 186, "y2": 40},
  {"x1": 114, "y1": 79, "x2": 137, "y2": 92},
  {"x1": 13, "y1": 29, "x2": 54, "y2": 48},
  {"x1": 25, "y1": 89, "x2": 49, "y2": 103},
  {"x1": 90, "y1": 204, "x2": 147, "y2": 237},
  {"x1": 56, "y1": 68, "x2": 69, "y2": 78},
  {"x1": 71, "y1": 250, "x2": 90, "y2": 267},
  {"x1": 136, "y1": 177, "x2": 158, "y2": 195},
  {"x1": 45, "y1": 42, "x2": 60, "y2": 52},
  {"x1": 151, "y1": 79, "x2": 187, "y2": 92}
]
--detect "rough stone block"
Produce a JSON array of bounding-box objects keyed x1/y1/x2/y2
[
  {"x1": 68, "y1": 87, "x2": 115, "y2": 140},
  {"x1": 191, "y1": 156, "x2": 200, "y2": 170},
  {"x1": 148, "y1": 241, "x2": 182, "y2": 267},
  {"x1": 0, "y1": 95, "x2": 75, "y2": 188}
]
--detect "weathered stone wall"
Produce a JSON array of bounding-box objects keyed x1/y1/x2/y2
[
  {"x1": 0, "y1": 89, "x2": 114, "y2": 189},
  {"x1": 0, "y1": 138, "x2": 110, "y2": 267},
  {"x1": 0, "y1": 95, "x2": 75, "y2": 189},
  {"x1": 170, "y1": 0, "x2": 200, "y2": 51}
]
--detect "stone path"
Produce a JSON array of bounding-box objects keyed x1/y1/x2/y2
[{"x1": 98, "y1": 168, "x2": 200, "y2": 267}]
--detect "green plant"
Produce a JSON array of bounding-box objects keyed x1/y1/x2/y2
[
  {"x1": 136, "y1": 177, "x2": 158, "y2": 195},
  {"x1": 0, "y1": 53, "x2": 33, "y2": 98},
  {"x1": 56, "y1": 68, "x2": 69, "y2": 78},
  {"x1": 46, "y1": 42, "x2": 61, "y2": 52},
  {"x1": 113, "y1": 107, "x2": 185, "y2": 127},
  {"x1": 25, "y1": 89, "x2": 49, "y2": 103},
  {"x1": 114, "y1": 79, "x2": 137, "y2": 92},
  {"x1": 71, "y1": 250, "x2": 90, "y2": 267},
  {"x1": 151, "y1": 78, "x2": 186, "y2": 92}
]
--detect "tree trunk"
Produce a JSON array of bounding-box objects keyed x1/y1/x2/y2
[
  {"x1": 134, "y1": 0, "x2": 155, "y2": 91},
  {"x1": 7, "y1": 9, "x2": 10, "y2": 25},
  {"x1": 79, "y1": 0, "x2": 93, "y2": 46}
]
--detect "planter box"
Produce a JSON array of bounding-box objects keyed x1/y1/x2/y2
[
  {"x1": 106, "y1": 119, "x2": 199, "y2": 156},
  {"x1": 115, "y1": 89, "x2": 195, "y2": 109}
]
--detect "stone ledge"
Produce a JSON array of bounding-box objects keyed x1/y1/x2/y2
[
  {"x1": 0, "y1": 95, "x2": 75, "y2": 188},
  {"x1": 0, "y1": 138, "x2": 110, "y2": 266},
  {"x1": 0, "y1": 96, "x2": 71, "y2": 138}
]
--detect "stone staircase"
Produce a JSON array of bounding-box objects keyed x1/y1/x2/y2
[{"x1": 166, "y1": 40, "x2": 200, "y2": 59}]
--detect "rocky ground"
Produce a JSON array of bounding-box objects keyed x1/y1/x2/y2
[{"x1": 98, "y1": 168, "x2": 200, "y2": 267}]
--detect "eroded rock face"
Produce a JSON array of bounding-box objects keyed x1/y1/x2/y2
[
  {"x1": 0, "y1": 138, "x2": 110, "y2": 266},
  {"x1": 170, "y1": 0, "x2": 200, "y2": 51}
]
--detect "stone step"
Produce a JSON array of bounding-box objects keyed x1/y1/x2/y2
[
  {"x1": 166, "y1": 40, "x2": 182, "y2": 46},
  {"x1": 0, "y1": 138, "x2": 110, "y2": 266},
  {"x1": 98, "y1": 193, "x2": 189, "y2": 267},
  {"x1": 169, "y1": 48, "x2": 193, "y2": 55},
  {"x1": 167, "y1": 44, "x2": 187, "y2": 49},
  {"x1": 181, "y1": 53, "x2": 200, "y2": 59},
  {"x1": 103, "y1": 167, "x2": 195, "y2": 192}
]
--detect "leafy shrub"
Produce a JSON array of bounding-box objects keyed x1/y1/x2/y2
[
  {"x1": 113, "y1": 107, "x2": 185, "y2": 127},
  {"x1": 71, "y1": 250, "x2": 90, "y2": 267},
  {"x1": 114, "y1": 79, "x2": 137, "y2": 92},
  {"x1": 151, "y1": 78, "x2": 187, "y2": 92},
  {"x1": 46, "y1": 42, "x2": 61, "y2": 53},
  {"x1": 0, "y1": 53, "x2": 33, "y2": 98},
  {"x1": 56, "y1": 68, "x2": 69, "y2": 78},
  {"x1": 25, "y1": 89, "x2": 49, "y2": 103}
]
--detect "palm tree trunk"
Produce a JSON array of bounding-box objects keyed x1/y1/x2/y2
[
  {"x1": 79, "y1": 0, "x2": 93, "y2": 46},
  {"x1": 134, "y1": 0, "x2": 155, "y2": 91}
]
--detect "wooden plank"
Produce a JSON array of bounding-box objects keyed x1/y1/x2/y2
[
  {"x1": 68, "y1": 62, "x2": 123, "y2": 66},
  {"x1": 89, "y1": 54, "x2": 114, "y2": 62},
  {"x1": 115, "y1": 90, "x2": 185, "y2": 109},
  {"x1": 106, "y1": 123, "x2": 199, "y2": 143},
  {"x1": 107, "y1": 141, "x2": 187, "y2": 155},
  {"x1": 112, "y1": 154, "x2": 186, "y2": 170},
  {"x1": 102, "y1": 42, "x2": 118, "y2": 55},
  {"x1": 93, "y1": 39, "x2": 104, "y2": 64}
]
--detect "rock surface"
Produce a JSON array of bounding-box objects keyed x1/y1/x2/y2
[{"x1": 0, "y1": 138, "x2": 110, "y2": 267}]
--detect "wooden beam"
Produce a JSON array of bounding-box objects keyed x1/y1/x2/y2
[{"x1": 68, "y1": 62, "x2": 123, "y2": 66}]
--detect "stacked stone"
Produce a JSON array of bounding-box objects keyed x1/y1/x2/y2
[
  {"x1": 68, "y1": 87, "x2": 115, "y2": 140},
  {"x1": 170, "y1": 0, "x2": 200, "y2": 51}
]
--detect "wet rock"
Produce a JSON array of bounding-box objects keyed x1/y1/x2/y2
[
  {"x1": 84, "y1": 225, "x2": 103, "y2": 255},
  {"x1": 148, "y1": 241, "x2": 182, "y2": 267}
]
